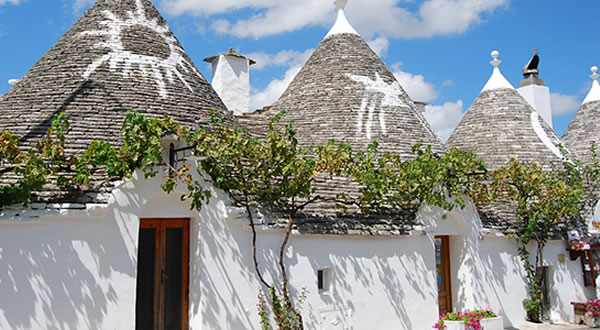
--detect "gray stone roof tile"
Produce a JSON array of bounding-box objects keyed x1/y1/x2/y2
[
  {"x1": 563, "y1": 100, "x2": 600, "y2": 225},
  {"x1": 0, "y1": 0, "x2": 229, "y2": 204},
  {"x1": 563, "y1": 100, "x2": 600, "y2": 166},
  {"x1": 447, "y1": 87, "x2": 576, "y2": 237},
  {"x1": 240, "y1": 33, "x2": 443, "y2": 158},
  {"x1": 239, "y1": 33, "x2": 444, "y2": 234}
]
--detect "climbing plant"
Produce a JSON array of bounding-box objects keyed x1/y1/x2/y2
[
  {"x1": 3, "y1": 111, "x2": 593, "y2": 328},
  {"x1": 0, "y1": 111, "x2": 495, "y2": 329},
  {"x1": 489, "y1": 158, "x2": 584, "y2": 323},
  {"x1": 0, "y1": 111, "x2": 193, "y2": 209},
  {"x1": 340, "y1": 142, "x2": 490, "y2": 213}
]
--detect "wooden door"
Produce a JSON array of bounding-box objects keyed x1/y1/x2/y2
[
  {"x1": 435, "y1": 236, "x2": 452, "y2": 314},
  {"x1": 136, "y1": 218, "x2": 190, "y2": 330}
]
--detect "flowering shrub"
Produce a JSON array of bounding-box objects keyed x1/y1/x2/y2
[
  {"x1": 434, "y1": 308, "x2": 498, "y2": 329},
  {"x1": 586, "y1": 299, "x2": 600, "y2": 320}
]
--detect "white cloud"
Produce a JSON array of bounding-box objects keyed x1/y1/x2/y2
[
  {"x1": 72, "y1": 0, "x2": 93, "y2": 13},
  {"x1": 442, "y1": 80, "x2": 455, "y2": 87},
  {"x1": 249, "y1": 49, "x2": 313, "y2": 111},
  {"x1": 245, "y1": 49, "x2": 311, "y2": 71},
  {"x1": 161, "y1": 0, "x2": 508, "y2": 39},
  {"x1": 210, "y1": 1, "x2": 331, "y2": 39},
  {"x1": 551, "y1": 92, "x2": 580, "y2": 115},
  {"x1": 366, "y1": 36, "x2": 390, "y2": 57},
  {"x1": 422, "y1": 100, "x2": 464, "y2": 142},
  {"x1": 391, "y1": 63, "x2": 438, "y2": 103},
  {"x1": 0, "y1": 0, "x2": 22, "y2": 5}
]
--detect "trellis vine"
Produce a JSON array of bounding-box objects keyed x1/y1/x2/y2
[{"x1": 1, "y1": 111, "x2": 596, "y2": 329}]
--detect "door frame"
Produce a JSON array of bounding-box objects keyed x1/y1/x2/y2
[
  {"x1": 435, "y1": 235, "x2": 452, "y2": 314},
  {"x1": 138, "y1": 218, "x2": 190, "y2": 330}
]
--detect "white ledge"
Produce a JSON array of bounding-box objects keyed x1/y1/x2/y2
[
  {"x1": 481, "y1": 228, "x2": 506, "y2": 237},
  {"x1": 0, "y1": 203, "x2": 108, "y2": 222}
]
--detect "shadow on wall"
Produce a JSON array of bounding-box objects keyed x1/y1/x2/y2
[
  {"x1": 0, "y1": 217, "x2": 136, "y2": 330},
  {"x1": 546, "y1": 244, "x2": 595, "y2": 323},
  {"x1": 302, "y1": 237, "x2": 437, "y2": 330},
  {"x1": 449, "y1": 208, "x2": 526, "y2": 328},
  {"x1": 192, "y1": 192, "x2": 438, "y2": 329},
  {"x1": 190, "y1": 187, "x2": 280, "y2": 329}
]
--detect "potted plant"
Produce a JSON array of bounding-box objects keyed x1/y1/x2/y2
[
  {"x1": 585, "y1": 299, "x2": 600, "y2": 328},
  {"x1": 434, "y1": 308, "x2": 502, "y2": 330}
]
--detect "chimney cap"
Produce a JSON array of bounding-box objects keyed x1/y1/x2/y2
[{"x1": 203, "y1": 49, "x2": 256, "y2": 65}]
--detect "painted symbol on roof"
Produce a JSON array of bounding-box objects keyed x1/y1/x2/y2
[
  {"x1": 80, "y1": 0, "x2": 201, "y2": 98},
  {"x1": 346, "y1": 72, "x2": 408, "y2": 140},
  {"x1": 530, "y1": 111, "x2": 563, "y2": 159}
]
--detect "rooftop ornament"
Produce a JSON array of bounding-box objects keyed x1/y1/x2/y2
[
  {"x1": 583, "y1": 65, "x2": 600, "y2": 105},
  {"x1": 334, "y1": 0, "x2": 348, "y2": 9},
  {"x1": 325, "y1": 0, "x2": 358, "y2": 38},
  {"x1": 521, "y1": 48, "x2": 544, "y2": 86},
  {"x1": 481, "y1": 50, "x2": 514, "y2": 92},
  {"x1": 523, "y1": 48, "x2": 540, "y2": 77}
]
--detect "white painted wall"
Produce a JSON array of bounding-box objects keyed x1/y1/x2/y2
[
  {"x1": 210, "y1": 55, "x2": 251, "y2": 115},
  {"x1": 420, "y1": 204, "x2": 529, "y2": 328},
  {"x1": 542, "y1": 241, "x2": 596, "y2": 323},
  {"x1": 0, "y1": 167, "x2": 592, "y2": 329},
  {"x1": 195, "y1": 220, "x2": 440, "y2": 329},
  {"x1": 419, "y1": 202, "x2": 592, "y2": 328},
  {"x1": 518, "y1": 84, "x2": 553, "y2": 128},
  {"x1": 0, "y1": 215, "x2": 138, "y2": 330}
]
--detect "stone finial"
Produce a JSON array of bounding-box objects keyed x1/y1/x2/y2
[
  {"x1": 490, "y1": 50, "x2": 501, "y2": 68},
  {"x1": 325, "y1": 0, "x2": 358, "y2": 38},
  {"x1": 583, "y1": 65, "x2": 600, "y2": 105},
  {"x1": 481, "y1": 50, "x2": 514, "y2": 92},
  {"x1": 334, "y1": 0, "x2": 348, "y2": 10},
  {"x1": 591, "y1": 66, "x2": 599, "y2": 80}
]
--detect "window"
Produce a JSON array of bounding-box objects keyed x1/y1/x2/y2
[
  {"x1": 582, "y1": 249, "x2": 600, "y2": 287},
  {"x1": 318, "y1": 268, "x2": 332, "y2": 294}
]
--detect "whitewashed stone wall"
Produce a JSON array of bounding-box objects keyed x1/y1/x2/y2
[{"x1": 0, "y1": 167, "x2": 593, "y2": 329}]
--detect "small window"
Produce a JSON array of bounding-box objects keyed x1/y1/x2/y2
[
  {"x1": 582, "y1": 250, "x2": 600, "y2": 287},
  {"x1": 318, "y1": 268, "x2": 332, "y2": 294}
]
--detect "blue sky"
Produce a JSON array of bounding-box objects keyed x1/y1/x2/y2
[{"x1": 0, "y1": 0, "x2": 598, "y2": 141}]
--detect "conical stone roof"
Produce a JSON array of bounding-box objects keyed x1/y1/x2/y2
[
  {"x1": 563, "y1": 67, "x2": 600, "y2": 166},
  {"x1": 563, "y1": 100, "x2": 600, "y2": 165},
  {"x1": 562, "y1": 67, "x2": 600, "y2": 226},
  {"x1": 239, "y1": 4, "x2": 441, "y2": 235},
  {"x1": 446, "y1": 51, "x2": 575, "y2": 235},
  {"x1": 0, "y1": 0, "x2": 228, "y2": 204},
  {"x1": 447, "y1": 52, "x2": 563, "y2": 170},
  {"x1": 240, "y1": 17, "x2": 442, "y2": 158}
]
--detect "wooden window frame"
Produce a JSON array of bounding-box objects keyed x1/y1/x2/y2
[{"x1": 580, "y1": 244, "x2": 600, "y2": 288}]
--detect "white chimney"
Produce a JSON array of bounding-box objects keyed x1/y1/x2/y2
[
  {"x1": 517, "y1": 49, "x2": 553, "y2": 128},
  {"x1": 204, "y1": 49, "x2": 255, "y2": 116},
  {"x1": 414, "y1": 101, "x2": 427, "y2": 113}
]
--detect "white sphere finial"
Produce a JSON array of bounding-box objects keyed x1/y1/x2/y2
[
  {"x1": 490, "y1": 50, "x2": 501, "y2": 68},
  {"x1": 591, "y1": 66, "x2": 599, "y2": 80},
  {"x1": 334, "y1": 0, "x2": 348, "y2": 10}
]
